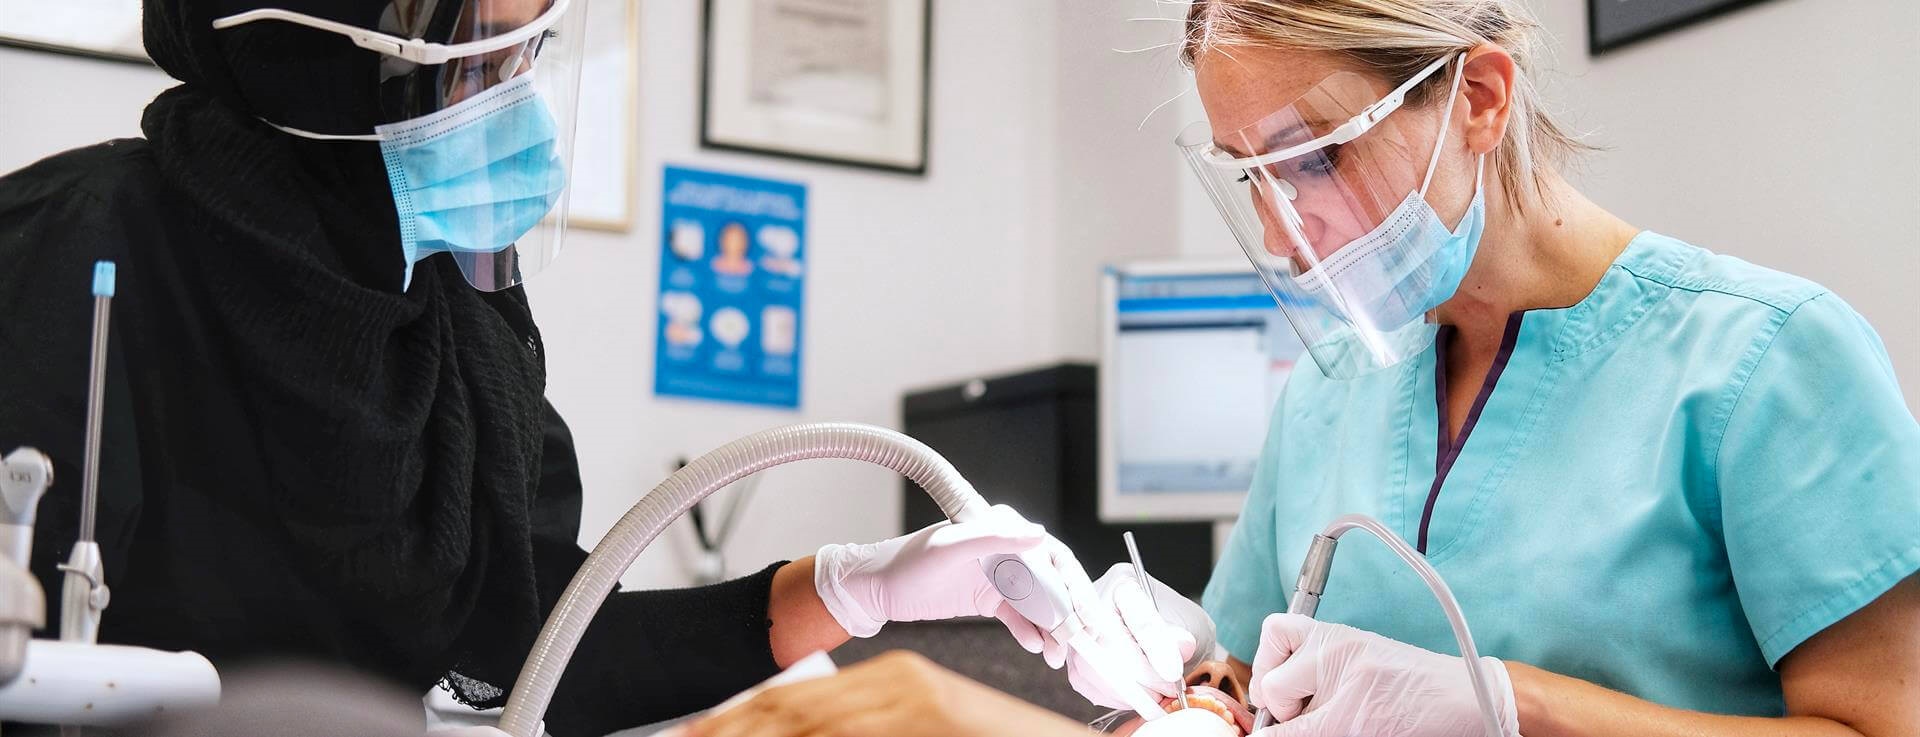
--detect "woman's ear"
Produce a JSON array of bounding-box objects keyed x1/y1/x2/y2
[{"x1": 1459, "y1": 42, "x2": 1516, "y2": 156}]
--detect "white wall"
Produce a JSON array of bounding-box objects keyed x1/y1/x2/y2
[
  {"x1": 0, "y1": 48, "x2": 172, "y2": 172},
  {"x1": 1040, "y1": 0, "x2": 1193, "y2": 360},
  {"x1": 1530, "y1": 0, "x2": 1920, "y2": 410}
]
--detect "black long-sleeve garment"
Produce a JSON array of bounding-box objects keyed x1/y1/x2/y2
[
  {"x1": 0, "y1": 3, "x2": 782, "y2": 734},
  {"x1": 0, "y1": 140, "x2": 782, "y2": 737}
]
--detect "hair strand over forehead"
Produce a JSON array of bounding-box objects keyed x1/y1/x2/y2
[{"x1": 1182, "y1": 0, "x2": 1590, "y2": 211}]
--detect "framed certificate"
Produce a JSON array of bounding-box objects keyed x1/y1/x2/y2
[
  {"x1": 701, "y1": 0, "x2": 931, "y2": 175},
  {"x1": 567, "y1": 0, "x2": 641, "y2": 232},
  {"x1": 0, "y1": 0, "x2": 150, "y2": 64},
  {"x1": 1590, "y1": 0, "x2": 1774, "y2": 55}
]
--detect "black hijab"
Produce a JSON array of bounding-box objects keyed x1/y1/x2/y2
[{"x1": 138, "y1": 0, "x2": 555, "y2": 703}]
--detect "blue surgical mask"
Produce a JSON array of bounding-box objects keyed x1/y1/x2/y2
[
  {"x1": 372, "y1": 74, "x2": 566, "y2": 290},
  {"x1": 1294, "y1": 155, "x2": 1486, "y2": 332}
]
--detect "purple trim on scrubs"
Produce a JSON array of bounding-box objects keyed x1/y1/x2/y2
[{"x1": 1418, "y1": 312, "x2": 1525, "y2": 554}]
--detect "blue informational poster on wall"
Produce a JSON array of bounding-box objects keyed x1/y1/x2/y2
[{"x1": 654, "y1": 165, "x2": 806, "y2": 408}]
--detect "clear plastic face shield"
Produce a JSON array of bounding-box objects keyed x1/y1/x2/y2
[
  {"x1": 1178, "y1": 55, "x2": 1471, "y2": 378},
  {"x1": 213, "y1": 0, "x2": 590, "y2": 291}
]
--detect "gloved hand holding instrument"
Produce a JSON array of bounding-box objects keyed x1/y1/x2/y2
[{"x1": 813, "y1": 504, "x2": 1196, "y2": 717}]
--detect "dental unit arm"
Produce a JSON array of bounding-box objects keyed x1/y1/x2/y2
[
  {"x1": 1247, "y1": 514, "x2": 1504, "y2": 737},
  {"x1": 0, "y1": 262, "x2": 220, "y2": 729},
  {"x1": 495, "y1": 423, "x2": 1120, "y2": 737}
]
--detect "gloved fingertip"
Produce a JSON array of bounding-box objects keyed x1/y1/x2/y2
[
  {"x1": 1015, "y1": 630, "x2": 1046, "y2": 654},
  {"x1": 1259, "y1": 696, "x2": 1306, "y2": 725},
  {"x1": 1129, "y1": 694, "x2": 1168, "y2": 720},
  {"x1": 993, "y1": 603, "x2": 1047, "y2": 654}
]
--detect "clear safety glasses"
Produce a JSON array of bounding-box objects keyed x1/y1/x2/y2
[
  {"x1": 213, "y1": 0, "x2": 583, "y2": 122},
  {"x1": 212, "y1": 0, "x2": 590, "y2": 291},
  {"x1": 212, "y1": 0, "x2": 571, "y2": 67},
  {"x1": 1177, "y1": 55, "x2": 1464, "y2": 378}
]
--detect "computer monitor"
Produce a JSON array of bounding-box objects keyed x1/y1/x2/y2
[{"x1": 1098, "y1": 260, "x2": 1305, "y2": 522}]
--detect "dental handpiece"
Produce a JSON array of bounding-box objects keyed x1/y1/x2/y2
[
  {"x1": 975, "y1": 535, "x2": 1171, "y2": 719},
  {"x1": 1250, "y1": 532, "x2": 1336, "y2": 733},
  {"x1": 1124, "y1": 531, "x2": 1187, "y2": 710},
  {"x1": 979, "y1": 551, "x2": 1080, "y2": 636}
]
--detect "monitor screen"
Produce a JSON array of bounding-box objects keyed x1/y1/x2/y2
[{"x1": 1100, "y1": 263, "x2": 1304, "y2": 521}]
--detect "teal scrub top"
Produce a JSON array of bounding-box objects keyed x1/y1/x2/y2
[{"x1": 1202, "y1": 232, "x2": 1920, "y2": 716}]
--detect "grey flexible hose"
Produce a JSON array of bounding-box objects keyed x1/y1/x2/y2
[
  {"x1": 1315, "y1": 515, "x2": 1505, "y2": 737},
  {"x1": 1253, "y1": 514, "x2": 1505, "y2": 737},
  {"x1": 496, "y1": 423, "x2": 992, "y2": 736}
]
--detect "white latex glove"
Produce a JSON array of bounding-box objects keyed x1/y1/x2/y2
[
  {"x1": 1249, "y1": 613, "x2": 1519, "y2": 737},
  {"x1": 814, "y1": 504, "x2": 1051, "y2": 637},
  {"x1": 1083, "y1": 563, "x2": 1207, "y2": 687},
  {"x1": 425, "y1": 729, "x2": 510, "y2": 737},
  {"x1": 1029, "y1": 558, "x2": 1196, "y2": 717},
  {"x1": 813, "y1": 506, "x2": 1186, "y2": 717}
]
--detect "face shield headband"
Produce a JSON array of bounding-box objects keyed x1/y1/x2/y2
[{"x1": 1178, "y1": 53, "x2": 1489, "y2": 379}]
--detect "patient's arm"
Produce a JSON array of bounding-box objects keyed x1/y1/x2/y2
[{"x1": 685, "y1": 650, "x2": 1087, "y2": 737}]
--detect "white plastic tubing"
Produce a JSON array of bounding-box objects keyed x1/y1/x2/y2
[
  {"x1": 1317, "y1": 514, "x2": 1505, "y2": 737},
  {"x1": 496, "y1": 423, "x2": 993, "y2": 736}
]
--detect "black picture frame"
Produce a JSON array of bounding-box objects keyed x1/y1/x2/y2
[
  {"x1": 700, "y1": 0, "x2": 933, "y2": 176},
  {"x1": 1590, "y1": 0, "x2": 1776, "y2": 56},
  {"x1": 0, "y1": 38, "x2": 151, "y2": 66}
]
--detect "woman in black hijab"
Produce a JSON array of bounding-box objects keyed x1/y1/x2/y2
[{"x1": 0, "y1": 1, "x2": 1191, "y2": 733}]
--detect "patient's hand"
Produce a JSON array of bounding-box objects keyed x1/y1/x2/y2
[{"x1": 684, "y1": 650, "x2": 1086, "y2": 737}]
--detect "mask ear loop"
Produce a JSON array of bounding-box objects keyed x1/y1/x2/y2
[
  {"x1": 261, "y1": 120, "x2": 382, "y2": 142},
  {"x1": 1418, "y1": 53, "x2": 1486, "y2": 231},
  {"x1": 1418, "y1": 53, "x2": 1469, "y2": 197}
]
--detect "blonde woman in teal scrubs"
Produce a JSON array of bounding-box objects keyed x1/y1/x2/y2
[{"x1": 1178, "y1": 1, "x2": 1920, "y2": 736}]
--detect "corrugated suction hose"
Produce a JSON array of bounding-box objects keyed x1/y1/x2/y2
[{"x1": 496, "y1": 423, "x2": 992, "y2": 736}]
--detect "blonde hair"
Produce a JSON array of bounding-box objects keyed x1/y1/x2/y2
[{"x1": 1182, "y1": 0, "x2": 1587, "y2": 209}]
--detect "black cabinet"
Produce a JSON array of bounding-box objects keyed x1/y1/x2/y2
[{"x1": 902, "y1": 363, "x2": 1215, "y2": 596}]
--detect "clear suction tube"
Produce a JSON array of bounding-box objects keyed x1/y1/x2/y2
[
  {"x1": 1259, "y1": 514, "x2": 1505, "y2": 737},
  {"x1": 496, "y1": 423, "x2": 994, "y2": 736}
]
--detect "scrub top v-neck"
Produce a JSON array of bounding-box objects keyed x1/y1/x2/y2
[
  {"x1": 1422, "y1": 314, "x2": 1523, "y2": 555},
  {"x1": 1201, "y1": 232, "x2": 1920, "y2": 718}
]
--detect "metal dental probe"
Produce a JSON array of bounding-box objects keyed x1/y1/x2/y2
[{"x1": 1123, "y1": 531, "x2": 1188, "y2": 711}]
